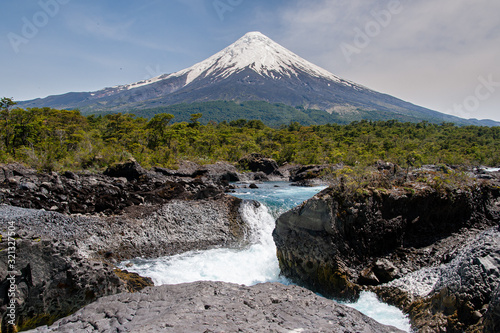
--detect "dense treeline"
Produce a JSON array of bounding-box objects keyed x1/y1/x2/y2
[
  {"x1": 1, "y1": 99, "x2": 499, "y2": 171},
  {"x1": 123, "y1": 101, "x2": 424, "y2": 126},
  {"x1": 90, "y1": 100, "x2": 498, "y2": 127}
]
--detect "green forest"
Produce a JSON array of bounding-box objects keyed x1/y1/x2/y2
[
  {"x1": 122, "y1": 100, "x2": 430, "y2": 126},
  {"x1": 95, "y1": 100, "x2": 496, "y2": 127},
  {"x1": 1, "y1": 98, "x2": 499, "y2": 171}
]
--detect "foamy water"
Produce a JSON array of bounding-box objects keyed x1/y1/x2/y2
[
  {"x1": 120, "y1": 201, "x2": 287, "y2": 286},
  {"x1": 119, "y1": 182, "x2": 410, "y2": 331},
  {"x1": 342, "y1": 292, "x2": 411, "y2": 331}
]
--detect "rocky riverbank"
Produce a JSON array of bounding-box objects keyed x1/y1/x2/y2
[
  {"x1": 0, "y1": 159, "x2": 408, "y2": 333},
  {"x1": 273, "y1": 167, "x2": 500, "y2": 332},
  {"x1": 0, "y1": 160, "x2": 255, "y2": 331}
]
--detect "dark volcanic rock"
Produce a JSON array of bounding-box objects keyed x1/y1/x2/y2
[
  {"x1": 377, "y1": 227, "x2": 500, "y2": 332},
  {"x1": 0, "y1": 195, "x2": 250, "y2": 330},
  {"x1": 0, "y1": 162, "x2": 253, "y2": 331},
  {"x1": 103, "y1": 159, "x2": 146, "y2": 180},
  {"x1": 0, "y1": 234, "x2": 130, "y2": 332},
  {"x1": 251, "y1": 171, "x2": 269, "y2": 181},
  {"x1": 28, "y1": 281, "x2": 404, "y2": 333},
  {"x1": 484, "y1": 281, "x2": 500, "y2": 332},
  {"x1": 289, "y1": 164, "x2": 333, "y2": 182},
  {"x1": 0, "y1": 163, "x2": 30, "y2": 183},
  {"x1": 0, "y1": 162, "x2": 231, "y2": 216},
  {"x1": 0, "y1": 192, "x2": 249, "y2": 260},
  {"x1": 273, "y1": 181, "x2": 500, "y2": 331},
  {"x1": 153, "y1": 161, "x2": 240, "y2": 180},
  {"x1": 238, "y1": 153, "x2": 280, "y2": 175}
]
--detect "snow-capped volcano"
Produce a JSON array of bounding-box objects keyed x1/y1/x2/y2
[
  {"x1": 166, "y1": 31, "x2": 354, "y2": 86},
  {"x1": 19, "y1": 31, "x2": 493, "y2": 125},
  {"x1": 121, "y1": 31, "x2": 360, "y2": 92}
]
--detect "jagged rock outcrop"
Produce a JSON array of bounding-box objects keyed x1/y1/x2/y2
[
  {"x1": 289, "y1": 164, "x2": 335, "y2": 182},
  {"x1": 0, "y1": 162, "x2": 253, "y2": 331},
  {"x1": 0, "y1": 195, "x2": 249, "y2": 331},
  {"x1": 0, "y1": 234, "x2": 134, "y2": 332},
  {"x1": 154, "y1": 160, "x2": 241, "y2": 182},
  {"x1": 273, "y1": 179, "x2": 500, "y2": 331},
  {"x1": 103, "y1": 159, "x2": 147, "y2": 180},
  {"x1": 375, "y1": 226, "x2": 500, "y2": 332},
  {"x1": 0, "y1": 161, "x2": 235, "y2": 216},
  {"x1": 27, "y1": 281, "x2": 404, "y2": 333}
]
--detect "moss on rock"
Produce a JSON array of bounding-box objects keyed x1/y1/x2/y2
[{"x1": 114, "y1": 269, "x2": 154, "y2": 292}]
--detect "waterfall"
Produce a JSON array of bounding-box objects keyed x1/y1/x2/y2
[
  {"x1": 119, "y1": 200, "x2": 287, "y2": 286},
  {"x1": 119, "y1": 182, "x2": 410, "y2": 331}
]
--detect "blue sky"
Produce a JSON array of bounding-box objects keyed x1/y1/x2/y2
[{"x1": 1, "y1": 0, "x2": 499, "y2": 121}]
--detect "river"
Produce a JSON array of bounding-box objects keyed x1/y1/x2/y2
[{"x1": 119, "y1": 181, "x2": 411, "y2": 331}]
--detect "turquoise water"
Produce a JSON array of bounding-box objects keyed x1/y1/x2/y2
[
  {"x1": 230, "y1": 181, "x2": 327, "y2": 218},
  {"x1": 120, "y1": 182, "x2": 410, "y2": 331}
]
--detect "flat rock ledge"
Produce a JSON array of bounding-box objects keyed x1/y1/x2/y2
[{"x1": 28, "y1": 281, "x2": 404, "y2": 333}]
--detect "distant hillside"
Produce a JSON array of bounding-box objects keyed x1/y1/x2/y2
[{"x1": 85, "y1": 100, "x2": 496, "y2": 127}]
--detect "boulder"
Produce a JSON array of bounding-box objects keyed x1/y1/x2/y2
[
  {"x1": 372, "y1": 259, "x2": 400, "y2": 284},
  {"x1": 358, "y1": 259, "x2": 399, "y2": 285},
  {"x1": 289, "y1": 164, "x2": 334, "y2": 182},
  {"x1": 28, "y1": 281, "x2": 405, "y2": 333},
  {"x1": 0, "y1": 163, "x2": 30, "y2": 183},
  {"x1": 103, "y1": 159, "x2": 146, "y2": 180},
  {"x1": 237, "y1": 153, "x2": 280, "y2": 175},
  {"x1": 200, "y1": 162, "x2": 241, "y2": 182},
  {"x1": 375, "y1": 160, "x2": 398, "y2": 172},
  {"x1": 252, "y1": 171, "x2": 269, "y2": 181}
]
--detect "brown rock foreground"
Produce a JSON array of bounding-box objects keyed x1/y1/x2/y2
[{"x1": 28, "y1": 281, "x2": 404, "y2": 333}]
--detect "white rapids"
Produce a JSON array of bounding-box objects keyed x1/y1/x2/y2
[{"x1": 119, "y1": 201, "x2": 286, "y2": 286}]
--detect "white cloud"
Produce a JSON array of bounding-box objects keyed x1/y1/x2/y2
[{"x1": 275, "y1": 0, "x2": 500, "y2": 120}]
